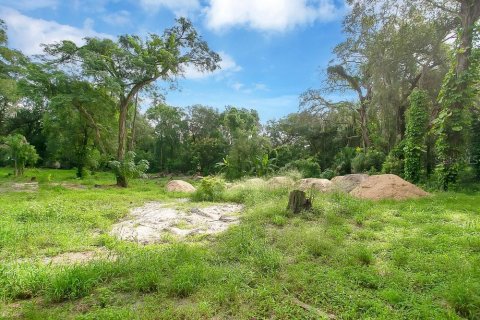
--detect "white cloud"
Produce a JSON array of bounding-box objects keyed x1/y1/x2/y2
[
  {"x1": 231, "y1": 82, "x2": 244, "y2": 91},
  {"x1": 204, "y1": 0, "x2": 342, "y2": 32},
  {"x1": 0, "y1": 7, "x2": 112, "y2": 55},
  {"x1": 230, "y1": 82, "x2": 269, "y2": 94},
  {"x1": 0, "y1": 0, "x2": 58, "y2": 10},
  {"x1": 139, "y1": 0, "x2": 200, "y2": 16},
  {"x1": 183, "y1": 51, "x2": 241, "y2": 80},
  {"x1": 102, "y1": 10, "x2": 130, "y2": 25}
]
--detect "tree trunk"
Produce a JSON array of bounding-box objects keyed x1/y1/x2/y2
[
  {"x1": 287, "y1": 190, "x2": 312, "y2": 214},
  {"x1": 129, "y1": 94, "x2": 138, "y2": 151},
  {"x1": 14, "y1": 158, "x2": 18, "y2": 177},
  {"x1": 116, "y1": 98, "x2": 129, "y2": 187},
  {"x1": 77, "y1": 127, "x2": 89, "y2": 178},
  {"x1": 359, "y1": 101, "x2": 371, "y2": 151}
]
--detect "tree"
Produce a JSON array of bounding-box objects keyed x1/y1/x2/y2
[
  {"x1": 44, "y1": 18, "x2": 221, "y2": 187},
  {"x1": 146, "y1": 103, "x2": 188, "y2": 172},
  {"x1": 404, "y1": 89, "x2": 430, "y2": 183},
  {"x1": 0, "y1": 134, "x2": 39, "y2": 176},
  {"x1": 432, "y1": 0, "x2": 480, "y2": 189},
  {"x1": 108, "y1": 151, "x2": 149, "y2": 188},
  {"x1": 44, "y1": 78, "x2": 117, "y2": 177}
]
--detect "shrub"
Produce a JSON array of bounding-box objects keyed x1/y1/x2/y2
[
  {"x1": 0, "y1": 134, "x2": 39, "y2": 177},
  {"x1": 352, "y1": 149, "x2": 385, "y2": 173},
  {"x1": 333, "y1": 147, "x2": 356, "y2": 175},
  {"x1": 108, "y1": 151, "x2": 149, "y2": 187},
  {"x1": 382, "y1": 141, "x2": 405, "y2": 177},
  {"x1": 320, "y1": 169, "x2": 335, "y2": 179},
  {"x1": 282, "y1": 157, "x2": 321, "y2": 178},
  {"x1": 192, "y1": 176, "x2": 226, "y2": 202}
]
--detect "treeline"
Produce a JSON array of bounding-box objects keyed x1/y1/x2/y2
[{"x1": 0, "y1": 1, "x2": 479, "y2": 189}]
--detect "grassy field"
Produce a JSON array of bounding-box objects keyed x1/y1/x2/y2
[{"x1": 0, "y1": 168, "x2": 479, "y2": 319}]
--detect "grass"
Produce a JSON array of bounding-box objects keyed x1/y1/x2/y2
[{"x1": 0, "y1": 167, "x2": 480, "y2": 319}]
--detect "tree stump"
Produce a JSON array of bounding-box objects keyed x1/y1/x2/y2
[{"x1": 287, "y1": 190, "x2": 312, "y2": 214}]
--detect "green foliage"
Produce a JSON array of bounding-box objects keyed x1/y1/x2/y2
[
  {"x1": 382, "y1": 141, "x2": 405, "y2": 177},
  {"x1": 352, "y1": 149, "x2": 385, "y2": 173},
  {"x1": 192, "y1": 176, "x2": 226, "y2": 202},
  {"x1": 404, "y1": 89, "x2": 430, "y2": 183},
  {"x1": 320, "y1": 169, "x2": 335, "y2": 179},
  {"x1": 333, "y1": 147, "x2": 356, "y2": 175},
  {"x1": 471, "y1": 112, "x2": 480, "y2": 181},
  {"x1": 434, "y1": 36, "x2": 480, "y2": 190},
  {"x1": 108, "y1": 151, "x2": 149, "y2": 187},
  {"x1": 0, "y1": 134, "x2": 39, "y2": 176},
  {"x1": 250, "y1": 153, "x2": 277, "y2": 177},
  {"x1": 282, "y1": 157, "x2": 321, "y2": 178}
]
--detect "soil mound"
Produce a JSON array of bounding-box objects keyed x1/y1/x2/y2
[
  {"x1": 331, "y1": 174, "x2": 369, "y2": 193},
  {"x1": 166, "y1": 180, "x2": 196, "y2": 193},
  {"x1": 298, "y1": 178, "x2": 333, "y2": 192},
  {"x1": 350, "y1": 174, "x2": 429, "y2": 200}
]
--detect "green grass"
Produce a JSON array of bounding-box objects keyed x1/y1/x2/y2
[{"x1": 1, "y1": 167, "x2": 480, "y2": 319}]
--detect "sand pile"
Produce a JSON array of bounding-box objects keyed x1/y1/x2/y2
[
  {"x1": 331, "y1": 174, "x2": 369, "y2": 193},
  {"x1": 350, "y1": 174, "x2": 429, "y2": 200},
  {"x1": 166, "y1": 180, "x2": 196, "y2": 193}
]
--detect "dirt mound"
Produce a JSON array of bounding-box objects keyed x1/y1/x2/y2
[
  {"x1": 166, "y1": 180, "x2": 196, "y2": 193},
  {"x1": 298, "y1": 178, "x2": 333, "y2": 192},
  {"x1": 111, "y1": 202, "x2": 244, "y2": 244},
  {"x1": 268, "y1": 176, "x2": 295, "y2": 188},
  {"x1": 350, "y1": 174, "x2": 429, "y2": 200},
  {"x1": 331, "y1": 174, "x2": 369, "y2": 193}
]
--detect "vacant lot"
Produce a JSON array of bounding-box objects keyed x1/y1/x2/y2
[{"x1": 0, "y1": 168, "x2": 479, "y2": 319}]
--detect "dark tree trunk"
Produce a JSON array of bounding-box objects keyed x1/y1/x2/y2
[
  {"x1": 116, "y1": 98, "x2": 129, "y2": 187},
  {"x1": 77, "y1": 127, "x2": 89, "y2": 178},
  {"x1": 287, "y1": 190, "x2": 312, "y2": 214}
]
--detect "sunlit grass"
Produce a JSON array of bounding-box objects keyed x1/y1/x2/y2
[{"x1": 0, "y1": 168, "x2": 479, "y2": 319}]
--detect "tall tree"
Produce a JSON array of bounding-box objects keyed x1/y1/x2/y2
[
  {"x1": 431, "y1": 0, "x2": 480, "y2": 188},
  {"x1": 44, "y1": 18, "x2": 221, "y2": 186}
]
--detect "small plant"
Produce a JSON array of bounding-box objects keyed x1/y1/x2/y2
[
  {"x1": 353, "y1": 245, "x2": 374, "y2": 265},
  {"x1": 192, "y1": 176, "x2": 226, "y2": 201},
  {"x1": 108, "y1": 151, "x2": 149, "y2": 188}
]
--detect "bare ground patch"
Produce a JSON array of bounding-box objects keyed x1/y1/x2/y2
[{"x1": 111, "y1": 201, "x2": 244, "y2": 244}]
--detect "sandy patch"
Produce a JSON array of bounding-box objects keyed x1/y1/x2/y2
[{"x1": 111, "y1": 202, "x2": 244, "y2": 244}]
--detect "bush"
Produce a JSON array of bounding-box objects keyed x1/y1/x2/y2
[
  {"x1": 333, "y1": 147, "x2": 356, "y2": 175},
  {"x1": 108, "y1": 151, "x2": 149, "y2": 187},
  {"x1": 192, "y1": 176, "x2": 226, "y2": 202},
  {"x1": 282, "y1": 157, "x2": 321, "y2": 178},
  {"x1": 320, "y1": 169, "x2": 335, "y2": 179},
  {"x1": 352, "y1": 149, "x2": 385, "y2": 173},
  {"x1": 382, "y1": 141, "x2": 405, "y2": 177}
]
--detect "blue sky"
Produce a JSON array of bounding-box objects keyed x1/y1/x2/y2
[{"x1": 0, "y1": 0, "x2": 348, "y2": 121}]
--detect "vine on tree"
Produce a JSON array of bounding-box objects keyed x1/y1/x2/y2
[{"x1": 404, "y1": 89, "x2": 430, "y2": 183}]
